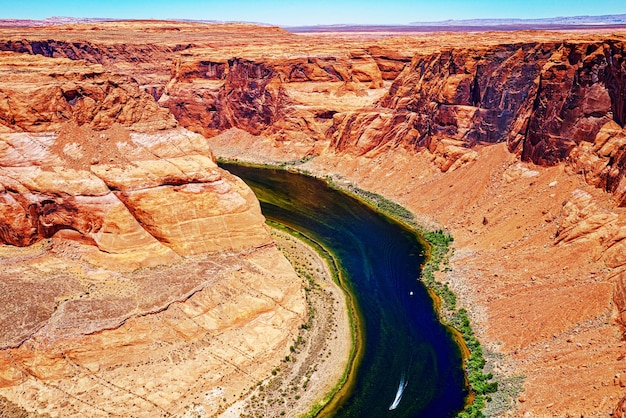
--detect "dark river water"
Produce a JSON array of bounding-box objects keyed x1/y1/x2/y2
[{"x1": 221, "y1": 163, "x2": 467, "y2": 417}]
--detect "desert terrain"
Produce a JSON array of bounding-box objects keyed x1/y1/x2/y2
[{"x1": 0, "y1": 19, "x2": 625, "y2": 417}]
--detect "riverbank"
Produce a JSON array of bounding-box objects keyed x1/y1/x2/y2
[
  {"x1": 214, "y1": 141, "x2": 626, "y2": 415},
  {"x1": 325, "y1": 170, "x2": 502, "y2": 417},
  {"x1": 301, "y1": 155, "x2": 522, "y2": 416},
  {"x1": 222, "y1": 227, "x2": 353, "y2": 417}
]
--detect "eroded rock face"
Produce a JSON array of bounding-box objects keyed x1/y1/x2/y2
[
  {"x1": 0, "y1": 23, "x2": 417, "y2": 163},
  {"x1": 0, "y1": 129, "x2": 270, "y2": 260},
  {"x1": 0, "y1": 245, "x2": 305, "y2": 417},
  {"x1": 0, "y1": 52, "x2": 270, "y2": 259},
  {"x1": 520, "y1": 43, "x2": 624, "y2": 164},
  {"x1": 328, "y1": 41, "x2": 626, "y2": 204},
  {"x1": 0, "y1": 47, "x2": 305, "y2": 417},
  {"x1": 330, "y1": 44, "x2": 545, "y2": 157},
  {"x1": 2, "y1": 21, "x2": 626, "y2": 416},
  {"x1": 160, "y1": 47, "x2": 388, "y2": 143},
  {"x1": 160, "y1": 37, "x2": 626, "y2": 206},
  {"x1": 0, "y1": 52, "x2": 176, "y2": 133}
]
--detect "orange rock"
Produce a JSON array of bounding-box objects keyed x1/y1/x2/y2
[
  {"x1": 0, "y1": 52, "x2": 176, "y2": 133},
  {"x1": 2, "y1": 20, "x2": 626, "y2": 416}
]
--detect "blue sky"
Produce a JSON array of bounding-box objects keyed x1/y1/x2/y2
[{"x1": 3, "y1": 0, "x2": 626, "y2": 26}]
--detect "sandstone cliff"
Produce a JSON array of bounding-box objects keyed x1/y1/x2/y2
[
  {"x1": 327, "y1": 41, "x2": 626, "y2": 204},
  {"x1": 0, "y1": 23, "x2": 420, "y2": 161},
  {"x1": 0, "y1": 49, "x2": 306, "y2": 417},
  {"x1": 157, "y1": 35, "x2": 626, "y2": 211},
  {"x1": 0, "y1": 52, "x2": 176, "y2": 133},
  {"x1": 192, "y1": 28, "x2": 626, "y2": 417},
  {"x1": 158, "y1": 46, "x2": 392, "y2": 148},
  {"x1": 0, "y1": 52, "x2": 269, "y2": 259}
]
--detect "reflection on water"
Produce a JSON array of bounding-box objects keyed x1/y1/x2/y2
[{"x1": 222, "y1": 163, "x2": 467, "y2": 418}]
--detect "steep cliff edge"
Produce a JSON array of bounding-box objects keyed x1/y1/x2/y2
[
  {"x1": 0, "y1": 51, "x2": 306, "y2": 417},
  {"x1": 156, "y1": 29, "x2": 626, "y2": 416},
  {"x1": 0, "y1": 52, "x2": 269, "y2": 259},
  {"x1": 327, "y1": 41, "x2": 626, "y2": 205},
  {"x1": 158, "y1": 46, "x2": 395, "y2": 155},
  {"x1": 0, "y1": 52, "x2": 176, "y2": 133},
  {"x1": 159, "y1": 35, "x2": 626, "y2": 211}
]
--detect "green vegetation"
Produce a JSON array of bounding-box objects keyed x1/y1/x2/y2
[
  {"x1": 216, "y1": 155, "x2": 315, "y2": 171},
  {"x1": 452, "y1": 309, "x2": 497, "y2": 418},
  {"x1": 345, "y1": 184, "x2": 415, "y2": 223},
  {"x1": 420, "y1": 229, "x2": 457, "y2": 311},
  {"x1": 417, "y1": 229, "x2": 498, "y2": 418},
  {"x1": 277, "y1": 155, "x2": 315, "y2": 168}
]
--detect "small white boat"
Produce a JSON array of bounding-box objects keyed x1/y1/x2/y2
[{"x1": 388, "y1": 375, "x2": 409, "y2": 410}]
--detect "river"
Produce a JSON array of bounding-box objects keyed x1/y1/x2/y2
[{"x1": 221, "y1": 163, "x2": 467, "y2": 418}]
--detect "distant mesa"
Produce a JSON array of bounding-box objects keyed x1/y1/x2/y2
[
  {"x1": 0, "y1": 16, "x2": 116, "y2": 27},
  {"x1": 3, "y1": 13, "x2": 626, "y2": 32},
  {"x1": 286, "y1": 13, "x2": 626, "y2": 32},
  {"x1": 0, "y1": 16, "x2": 277, "y2": 28},
  {"x1": 408, "y1": 14, "x2": 626, "y2": 26}
]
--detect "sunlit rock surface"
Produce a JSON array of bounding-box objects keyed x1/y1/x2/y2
[{"x1": 0, "y1": 46, "x2": 305, "y2": 417}]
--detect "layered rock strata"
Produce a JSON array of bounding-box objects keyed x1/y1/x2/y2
[
  {"x1": 158, "y1": 46, "x2": 393, "y2": 151},
  {"x1": 0, "y1": 23, "x2": 416, "y2": 158},
  {"x1": 328, "y1": 41, "x2": 626, "y2": 205},
  {"x1": 0, "y1": 50, "x2": 306, "y2": 416}
]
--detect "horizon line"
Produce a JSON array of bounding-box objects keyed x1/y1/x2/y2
[{"x1": 1, "y1": 13, "x2": 626, "y2": 29}]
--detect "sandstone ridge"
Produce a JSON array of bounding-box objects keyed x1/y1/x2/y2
[
  {"x1": 0, "y1": 52, "x2": 269, "y2": 260},
  {"x1": 330, "y1": 41, "x2": 626, "y2": 205},
  {"x1": 0, "y1": 48, "x2": 306, "y2": 417}
]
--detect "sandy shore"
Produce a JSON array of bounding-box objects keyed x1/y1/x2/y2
[{"x1": 221, "y1": 227, "x2": 353, "y2": 418}]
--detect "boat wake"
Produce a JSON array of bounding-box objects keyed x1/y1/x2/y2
[{"x1": 388, "y1": 374, "x2": 409, "y2": 410}]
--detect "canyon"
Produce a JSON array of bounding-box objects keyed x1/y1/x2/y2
[{"x1": 0, "y1": 19, "x2": 625, "y2": 416}]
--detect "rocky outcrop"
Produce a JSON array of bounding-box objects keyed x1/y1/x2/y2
[
  {"x1": 161, "y1": 55, "x2": 289, "y2": 137},
  {"x1": 0, "y1": 22, "x2": 308, "y2": 92},
  {"x1": 0, "y1": 244, "x2": 305, "y2": 417},
  {"x1": 0, "y1": 52, "x2": 269, "y2": 259},
  {"x1": 519, "y1": 43, "x2": 618, "y2": 164},
  {"x1": 155, "y1": 34, "x2": 626, "y2": 207},
  {"x1": 569, "y1": 120, "x2": 626, "y2": 204},
  {"x1": 2, "y1": 21, "x2": 626, "y2": 417},
  {"x1": 0, "y1": 24, "x2": 416, "y2": 160},
  {"x1": 0, "y1": 128, "x2": 270, "y2": 261},
  {"x1": 159, "y1": 47, "x2": 389, "y2": 142},
  {"x1": 366, "y1": 45, "x2": 413, "y2": 80},
  {"x1": 0, "y1": 38, "x2": 190, "y2": 67},
  {"x1": 0, "y1": 47, "x2": 306, "y2": 417},
  {"x1": 170, "y1": 49, "x2": 384, "y2": 85},
  {"x1": 327, "y1": 41, "x2": 626, "y2": 204},
  {"x1": 0, "y1": 36, "x2": 196, "y2": 92},
  {"x1": 0, "y1": 52, "x2": 176, "y2": 132}
]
